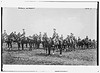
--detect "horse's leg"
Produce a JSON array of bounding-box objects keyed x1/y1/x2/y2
[
  {"x1": 32, "y1": 42, "x2": 34, "y2": 48},
  {"x1": 73, "y1": 44, "x2": 75, "y2": 51},
  {"x1": 42, "y1": 42, "x2": 44, "y2": 48},
  {"x1": 35, "y1": 42, "x2": 37, "y2": 49},
  {"x1": 56, "y1": 45, "x2": 59, "y2": 51},
  {"x1": 63, "y1": 45, "x2": 65, "y2": 51},
  {"x1": 29, "y1": 43, "x2": 32, "y2": 51},
  {"x1": 48, "y1": 46, "x2": 51, "y2": 55},
  {"x1": 34, "y1": 42, "x2": 36, "y2": 49},
  {"x1": 10, "y1": 43, "x2": 12, "y2": 49},
  {"x1": 38, "y1": 42, "x2": 40, "y2": 49},
  {"x1": 65, "y1": 43, "x2": 68, "y2": 51},
  {"x1": 45, "y1": 45, "x2": 47, "y2": 54},
  {"x1": 7, "y1": 42, "x2": 10, "y2": 50},
  {"x1": 18, "y1": 43, "x2": 20, "y2": 50},
  {"x1": 33, "y1": 42, "x2": 35, "y2": 49},
  {"x1": 37, "y1": 42, "x2": 39, "y2": 49},
  {"x1": 10, "y1": 42, "x2": 12, "y2": 48},
  {"x1": 7, "y1": 42, "x2": 9, "y2": 48},
  {"x1": 52, "y1": 46, "x2": 55, "y2": 54},
  {"x1": 59, "y1": 45, "x2": 62, "y2": 55},
  {"x1": 26, "y1": 43, "x2": 27, "y2": 48},
  {"x1": 46, "y1": 47, "x2": 47, "y2": 54},
  {"x1": 22, "y1": 43, "x2": 24, "y2": 50},
  {"x1": 87, "y1": 43, "x2": 89, "y2": 49}
]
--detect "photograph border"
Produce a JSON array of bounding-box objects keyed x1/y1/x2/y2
[{"x1": 1, "y1": 1, "x2": 99, "y2": 72}]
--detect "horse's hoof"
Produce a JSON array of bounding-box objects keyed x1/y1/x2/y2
[{"x1": 53, "y1": 53, "x2": 54, "y2": 55}]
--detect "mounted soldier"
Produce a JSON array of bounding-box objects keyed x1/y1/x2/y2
[
  {"x1": 2, "y1": 30, "x2": 8, "y2": 43},
  {"x1": 20, "y1": 29, "x2": 29, "y2": 50},
  {"x1": 38, "y1": 32, "x2": 42, "y2": 48},
  {"x1": 12, "y1": 31, "x2": 17, "y2": 43},
  {"x1": 52, "y1": 28, "x2": 57, "y2": 40},
  {"x1": 69, "y1": 33, "x2": 75, "y2": 49},
  {"x1": 58, "y1": 35, "x2": 63, "y2": 55},
  {"x1": 39, "y1": 32, "x2": 42, "y2": 41},
  {"x1": 22, "y1": 29, "x2": 25, "y2": 37},
  {"x1": 84, "y1": 36, "x2": 89, "y2": 48},
  {"x1": 52, "y1": 29, "x2": 58, "y2": 46},
  {"x1": 52, "y1": 28, "x2": 59, "y2": 54},
  {"x1": 42, "y1": 32, "x2": 48, "y2": 53}
]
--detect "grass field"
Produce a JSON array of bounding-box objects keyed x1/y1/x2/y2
[{"x1": 2, "y1": 44, "x2": 97, "y2": 65}]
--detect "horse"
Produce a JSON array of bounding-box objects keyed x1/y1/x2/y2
[
  {"x1": 28, "y1": 36, "x2": 38, "y2": 50},
  {"x1": 20, "y1": 36, "x2": 29, "y2": 50},
  {"x1": 52, "y1": 37, "x2": 59, "y2": 54},
  {"x1": 58, "y1": 38, "x2": 63, "y2": 55},
  {"x1": 4, "y1": 33, "x2": 14, "y2": 50}
]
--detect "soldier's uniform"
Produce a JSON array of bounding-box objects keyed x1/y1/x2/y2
[
  {"x1": 85, "y1": 36, "x2": 88, "y2": 40},
  {"x1": 21, "y1": 29, "x2": 25, "y2": 38},
  {"x1": 23, "y1": 31, "x2": 25, "y2": 36},
  {"x1": 39, "y1": 32, "x2": 42, "y2": 41},
  {"x1": 3, "y1": 30, "x2": 8, "y2": 41},
  {"x1": 43, "y1": 33, "x2": 48, "y2": 39},
  {"x1": 52, "y1": 32, "x2": 57, "y2": 39}
]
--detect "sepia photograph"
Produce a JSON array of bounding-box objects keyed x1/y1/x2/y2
[{"x1": 1, "y1": 1, "x2": 99, "y2": 72}]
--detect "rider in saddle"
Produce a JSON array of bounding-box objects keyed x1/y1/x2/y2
[
  {"x1": 78, "y1": 37, "x2": 81, "y2": 41},
  {"x1": 13, "y1": 31, "x2": 17, "y2": 38},
  {"x1": 85, "y1": 36, "x2": 89, "y2": 40},
  {"x1": 3, "y1": 30, "x2": 7, "y2": 36},
  {"x1": 70, "y1": 33, "x2": 74, "y2": 39},
  {"x1": 22, "y1": 29, "x2": 25, "y2": 37},
  {"x1": 60, "y1": 35, "x2": 63, "y2": 40},
  {"x1": 17, "y1": 32, "x2": 21, "y2": 40},
  {"x1": 3, "y1": 30, "x2": 8, "y2": 38},
  {"x1": 85, "y1": 36, "x2": 89, "y2": 43},
  {"x1": 39, "y1": 32, "x2": 42, "y2": 41},
  {"x1": 59, "y1": 35, "x2": 63, "y2": 45},
  {"x1": 52, "y1": 28, "x2": 57, "y2": 39},
  {"x1": 70, "y1": 33, "x2": 75, "y2": 43},
  {"x1": 2, "y1": 30, "x2": 8, "y2": 42},
  {"x1": 17, "y1": 32, "x2": 21, "y2": 37},
  {"x1": 43, "y1": 32, "x2": 48, "y2": 39}
]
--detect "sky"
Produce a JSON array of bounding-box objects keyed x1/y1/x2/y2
[{"x1": 3, "y1": 7, "x2": 97, "y2": 40}]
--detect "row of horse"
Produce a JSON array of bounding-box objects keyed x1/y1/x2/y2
[{"x1": 2, "y1": 33, "x2": 97, "y2": 55}]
